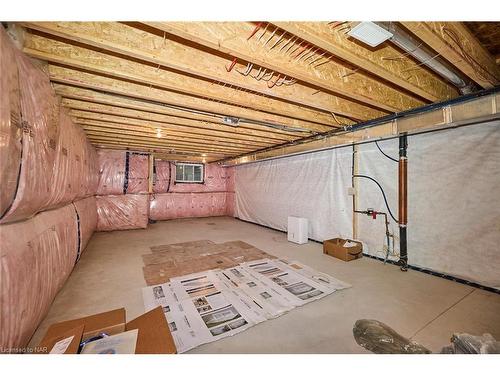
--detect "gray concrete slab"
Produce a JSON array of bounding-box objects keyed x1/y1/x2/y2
[{"x1": 28, "y1": 217, "x2": 500, "y2": 353}]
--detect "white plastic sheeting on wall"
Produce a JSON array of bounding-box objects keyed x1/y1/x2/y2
[
  {"x1": 357, "y1": 121, "x2": 500, "y2": 289},
  {"x1": 234, "y1": 121, "x2": 500, "y2": 289},
  {"x1": 235, "y1": 147, "x2": 353, "y2": 241}
]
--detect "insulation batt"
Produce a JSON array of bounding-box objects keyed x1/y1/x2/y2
[
  {"x1": 96, "y1": 149, "x2": 126, "y2": 195},
  {"x1": 150, "y1": 163, "x2": 236, "y2": 219},
  {"x1": 0, "y1": 29, "x2": 22, "y2": 218},
  {"x1": 0, "y1": 28, "x2": 98, "y2": 224},
  {"x1": 149, "y1": 192, "x2": 228, "y2": 220},
  {"x1": 96, "y1": 150, "x2": 149, "y2": 195},
  {"x1": 0, "y1": 204, "x2": 79, "y2": 351},
  {"x1": 73, "y1": 196, "x2": 97, "y2": 257},
  {"x1": 96, "y1": 194, "x2": 149, "y2": 231}
]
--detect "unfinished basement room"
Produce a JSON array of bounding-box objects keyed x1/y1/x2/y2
[{"x1": 1, "y1": 2, "x2": 500, "y2": 371}]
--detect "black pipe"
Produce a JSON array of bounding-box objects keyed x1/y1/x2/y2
[
  {"x1": 398, "y1": 134, "x2": 408, "y2": 271},
  {"x1": 353, "y1": 175, "x2": 398, "y2": 223}
]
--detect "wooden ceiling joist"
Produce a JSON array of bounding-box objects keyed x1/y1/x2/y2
[
  {"x1": 76, "y1": 119, "x2": 278, "y2": 148},
  {"x1": 79, "y1": 123, "x2": 272, "y2": 149},
  {"x1": 86, "y1": 136, "x2": 236, "y2": 156},
  {"x1": 84, "y1": 129, "x2": 252, "y2": 153},
  {"x1": 55, "y1": 86, "x2": 296, "y2": 143},
  {"x1": 21, "y1": 21, "x2": 384, "y2": 121},
  {"x1": 144, "y1": 22, "x2": 427, "y2": 113},
  {"x1": 69, "y1": 109, "x2": 289, "y2": 150},
  {"x1": 91, "y1": 143, "x2": 219, "y2": 162},
  {"x1": 401, "y1": 22, "x2": 500, "y2": 89},
  {"x1": 23, "y1": 32, "x2": 346, "y2": 129},
  {"x1": 63, "y1": 99, "x2": 291, "y2": 145},
  {"x1": 273, "y1": 22, "x2": 458, "y2": 102},
  {"x1": 46, "y1": 64, "x2": 329, "y2": 136},
  {"x1": 80, "y1": 122, "x2": 259, "y2": 150}
]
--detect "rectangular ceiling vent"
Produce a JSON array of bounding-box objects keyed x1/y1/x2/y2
[
  {"x1": 222, "y1": 116, "x2": 240, "y2": 126},
  {"x1": 347, "y1": 22, "x2": 393, "y2": 47}
]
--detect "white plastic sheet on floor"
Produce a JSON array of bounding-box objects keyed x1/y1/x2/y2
[
  {"x1": 234, "y1": 121, "x2": 500, "y2": 290},
  {"x1": 142, "y1": 259, "x2": 349, "y2": 352},
  {"x1": 235, "y1": 147, "x2": 353, "y2": 241}
]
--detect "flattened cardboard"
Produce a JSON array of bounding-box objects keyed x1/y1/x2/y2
[
  {"x1": 323, "y1": 238, "x2": 363, "y2": 262},
  {"x1": 37, "y1": 324, "x2": 84, "y2": 354},
  {"x1": 42, "y1": 308, "x2": 126, "y2": 342},
  {"x1": 126, "y1": 306, "x2": 176, "y2": 354}
]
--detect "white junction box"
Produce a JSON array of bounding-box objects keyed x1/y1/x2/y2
[{"x1": 287, "y1": 216, "x2": 308, "y2": 245}]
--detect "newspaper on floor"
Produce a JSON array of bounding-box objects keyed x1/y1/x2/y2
[
  {"x1": 216, "y1": 266, "x2": 295, "y2": 318},
  {"x1": 240, "y1": 259, "x2": 338, "y2": 305},
  {"x1": 142, "y1": 258, "x2": 350, "y2": 352},
  {"x1": 276, "y1": 259, "x2": 352, "y2": 290}
]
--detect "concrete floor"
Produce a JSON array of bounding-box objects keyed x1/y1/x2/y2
[{"x1": 29, "y1": 217, "x2": 500, "y2": 353}]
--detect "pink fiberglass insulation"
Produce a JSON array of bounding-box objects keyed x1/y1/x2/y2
[
  {"x1": 226, "y1": 192, "x2": 236, "y2": 217},
  {"x1": 127, "y1": 153, "x2": 149, "y2": 194},
  {"x1": 0, "y1": 42, "x2": 61, "y2": 223},
  {"x1": 46, "y1": 109, "x2": 99, "y2": 209},
  {"x1": 73, "y1": 196, "x2": 97, "y2": 259},
  {"x1": 0, "y1": 33, "x2": 98, "y2": 224},
  {"x1": 0, "y1": 29, "x2": 22, "y2": 218},
  {"x1": 153, "y1": 159, "x2": 171, "y2": 193},
  {"x1": 96, "y1": 195, "x2": 149, "y2": 231},
  {"x1": 149, "y1": 192, "x2": 228, "y2": 221},
  {"x1": 0, "y1": 204, "x2": 78, "y2": 351},
  {"x1": 96, "y1": 150, "x2": 126, "y2": 195},
  {"x1": 96, "y1": 150, "x2": 149, "y2": 195},
  {"x1": 226, "y1": 166, "x2": 235, "y2": 192}
]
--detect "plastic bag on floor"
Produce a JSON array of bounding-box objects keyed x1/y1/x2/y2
[
  {"x1": 353, "y1": 319, "x2": 431, "y2": 354},
  {"x1": 440, "y1": 333, "x2": 500, "y2": 354}
]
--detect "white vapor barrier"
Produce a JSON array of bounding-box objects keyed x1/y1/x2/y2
[
  {"x1": 357, "y1": 121, "x2": 500, "y2": 289},
  {"x1": 235, "y1": 147, "x2": 353, "y2": 241}
]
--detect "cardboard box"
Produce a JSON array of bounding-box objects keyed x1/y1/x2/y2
[
  {"x1": 37, "y1": 306, "x2": 176, "y2": 354},
  {"x1": 323, "y1": 238, "x2": 363, "y2": 262}
]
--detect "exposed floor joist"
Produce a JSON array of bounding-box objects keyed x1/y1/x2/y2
[
  {"x1": 21, "y1": 21, "x2": 384, "y2": 121},
  {"x1": 23, "y1": 31, "x2": 345, "y2": 130},
  {"x1": 401, "y1": 22, "x2": 500, "y2": 89},
  {"x1": 145, "y1": 22, "x2": 426, "y2": 113},
  {"x1": 54, "y1": 86, "x2": 297, "y2": 142},
  {"x1": 273, "y1": 22, "x2": 458, "y2": 102},
  {"x1": 63, "y1": 99, "x2": 292, "y2": 145}
]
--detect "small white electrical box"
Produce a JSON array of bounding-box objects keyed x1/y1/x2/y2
[
  {"x1": 287, "y1": 216, "x2": 308, "y2": 245},
  {"x1": 347, "y1": 187, "x2": 356, "y2": 196}
]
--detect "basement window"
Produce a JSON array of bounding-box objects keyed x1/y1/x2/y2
[{"x1": 175, "y1": 163, "x2": 204, "y2": 183}]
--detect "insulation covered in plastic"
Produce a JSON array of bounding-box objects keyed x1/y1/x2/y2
[
  {"x1": 96, "y1": 149, "x2": 126, "y2": 195},
  {"x1": 153, "y1": 159, "x2": 171, "y2": 193},
  {"x1": 45, "y1": 109, "x2": 99, "y2": 209},
  {"x1": 0, "y1": 204, "x2": 78, "y2": 351},
  {"x1": 0, "y1": 29, "x2": 98, "y2": 223},
  {"x1": 96, "y1": 194, "x2": 149, "y2": 231},
  {"x1": 73, "y1": 196, "x2": 97, "y2": 258},
  {"x1": 127, "y1": 153, "x2": 149, "y2": 194},
  {"x1": 356, "y1": 121, "x2": 500, "y2": 289},
  {"x1": 235, "y1": 147, "x2": 353, "y2": 241},
  {"x1": 0, "y1": 29, "x2": 22, "y2": 218},
  {"x1": 96, "y1": 150, "x2": 149, "y2": 195},
  {"x1": 149, "y1": 192, "x2": 228, "y2": 221}
]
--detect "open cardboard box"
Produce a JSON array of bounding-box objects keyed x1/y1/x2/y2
[
  {"x1": 323, "y1": 238, "x2": 363, "y2": 262},
  {"x1": 37, "y1": 306, "x2": 176, "y2": 354}
]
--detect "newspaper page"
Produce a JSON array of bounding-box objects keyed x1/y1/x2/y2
[
  {"x1": 217, "y1": 266, "x2": 295, "y2": 318},
  {"x1": 241, "y1": 259, "x2": 335, "y2": 305},
  {"x1": 169, "y1": 271, "x2": 259, "y2": 345},
  {"x1": 142, "y1": 282, "x2": 205, "y2": 352},
  {"x1": 277, "y1": 259, "x2": 352, "y2": 291}
]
